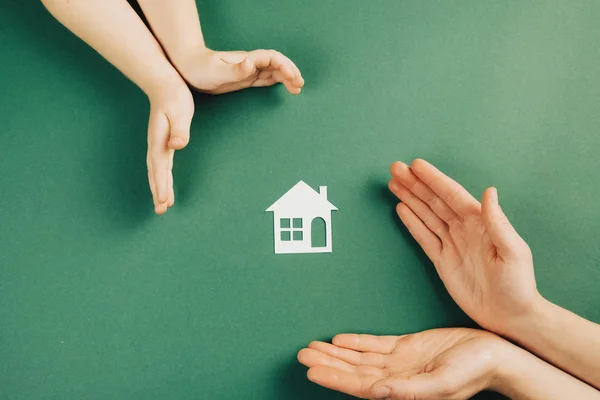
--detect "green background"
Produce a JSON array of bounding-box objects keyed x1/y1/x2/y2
[{"x1": 1, "y1": 1, "x2": 600, "y2": 399}]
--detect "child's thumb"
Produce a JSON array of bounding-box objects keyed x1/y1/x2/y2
[
  {"x1": 220, "y1": 57, "x2": 255, "y2": 82},
  {"x1": 482, "y1": 187, "x2": 527, "y2": 258},
  {"x1": 167, "y1": 116, "x2": 192, "y2": 150}
]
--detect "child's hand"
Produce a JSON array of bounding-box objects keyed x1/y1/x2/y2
[
  {"x1": 172, "y1": 48, "x2": 304, "y2": 95},
  {"x1": 388, "y1": 159, "x2": 540, "y2": 336},
  {"x1": 146, "y1": 82, "x2": 194, "y2": 215},
  {"x1": 298, "y1": 328, "x2": 506, "y2": 399}
]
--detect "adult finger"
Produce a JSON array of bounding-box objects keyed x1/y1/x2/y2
[
  {"x1": 389, "y1": 179, "x2": 452, "y2": 243},
  {"x1": 297, "y1": 348, "x2": 355, "y2": 373},
  {"x1": 306, "y1": 365, "x2": 380, "y2": 399},
  {"x1": 411, "y1": 159, "x2": 480, "y2": 218},
  {"x1": 396, "y1": 203, "x2": 443, "y2": 263},
  {"x1": 308, "y1": 341, "x2": 386, "y2": 368},
  {"x1": 390, "y1": 161, "x2": 458, "y2": 224},
  {"x1": 332, "y1": 334, "x2": 402, "y2": 354},
  {"x1": 482, "y1": 187, "x2": 529, "y2": 259}
]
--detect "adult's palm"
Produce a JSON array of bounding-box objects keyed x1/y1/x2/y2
[
  {"x1": 298, "y1": 328, "x2": 504, "y2": 399},
  {"x1": 388, "y1": 159, "x2": 539, "y2": 335}
]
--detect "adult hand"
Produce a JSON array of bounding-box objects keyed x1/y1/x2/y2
[
  {"x1": 388, "y1": 159, "x2": 540, "y2": 336},
  {"x1": 298, "y1": 328, "x2": 506, "y2": 399}
]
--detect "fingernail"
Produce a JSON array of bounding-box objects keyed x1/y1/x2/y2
[{"x1": 372, "y1": 386, "x2": 390, "y2": 398}]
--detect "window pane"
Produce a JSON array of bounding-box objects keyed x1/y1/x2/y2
[
  {"x1": 293, "y1": 218, "x2": 303, "y2": 228},
  {"x1": 280, "y1": 218, "x2": 290, "y2": 228},
  {"x1": 293, "y1": 231, "x2": 303, "y2": 241},
  {"x1": 281, "y1": 231, "x2": 291, "y2": 241}
]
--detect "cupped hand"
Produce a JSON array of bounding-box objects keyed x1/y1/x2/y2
[
  {"x1": 298, "y1": 328, "x2": 507, "y2": 399},
  {"x1": 388, "y1": 159, "x2": 540, "y2": 335},
  {"x1": 173, "y1": 47, "x2": 304, "y2": 95},
  {"x1": 146, "y1": 82, "x2": 194, "y2": 214}
]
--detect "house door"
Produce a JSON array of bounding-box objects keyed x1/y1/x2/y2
[{"x1": 311, "y1": 217, "x2": 327, "y2": 248}]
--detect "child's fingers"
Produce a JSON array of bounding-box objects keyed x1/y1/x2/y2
[
  {"x1": 396, "y1": 202, "x2": 442, "y2": 263},
  {"x1": 271, "y1": 70, "x2": 301, "y2": 94},
  {"x1": 280, "y1": 54, "x2": 304, "y2": 87},
  {"x1": 251, "y1": 70, "x2": 277, "y2": 87},
  {"x1": 167, "y1": 150, "x2": 175, "y2": 208},
  {"x1": 151, "y1": 149, "x2": 169, "y2": 206},
  {"x1": 147, "y1": 161, "x2": 157, "y2": 205},
  {"x1": 148, "y1": 112, "x2": 170, "y2": 206},
  {"x1": 249, "y1": 50, "x2": 296, "y2": 81},
  {"x1": 148, "y1": 168, "x2": 167, "y2": 214},
  {"x1": 252, "y1": 77, "x2": 277, "y2": 87}
]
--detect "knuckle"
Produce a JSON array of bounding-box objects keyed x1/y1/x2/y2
[
  {"x1": 427, "y1": 195, "x2": 442, "y2": 211},
  {"x1": 444, "y1": 186, "x2": 461, "y2": 204}
]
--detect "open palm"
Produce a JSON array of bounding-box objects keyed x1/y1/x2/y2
[
  {"x1": 388, "y1": 159, "x2": 539, "y2": 334},
  {"x1": 298, "y1": 328, "x2": 504, "y2": 399}
]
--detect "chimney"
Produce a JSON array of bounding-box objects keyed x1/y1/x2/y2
[{"x1": 319, "y1": 186, "x2": 327, "y2": 199}]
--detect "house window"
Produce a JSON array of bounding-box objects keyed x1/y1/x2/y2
[{"x1": 280, "y1": 218, "x2": 303, "y2": 241}]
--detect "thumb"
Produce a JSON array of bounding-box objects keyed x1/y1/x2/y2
[
  {"x1": 370, "y1": 374, "x2": 457, "y2": 399},
  {"x1": 218, "y1": 57, "x2": 256, "y2": 82},
  {"x1": 167, "y1": 113, "x2": 192, "y2": 151},
  {"x1": 482, "y1": 187, "x2": 527, "y2": 258}
]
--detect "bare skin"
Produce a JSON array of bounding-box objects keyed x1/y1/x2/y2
[
  {"x1": 299, "y1": 159, "x2": 600, "y2": 398},
  {"x1": 298, "y1": 328, "x2": 600, "y2": 399},
  {"x1": 389, "y1": 159, "x2": 600, "y2": 388},
  {"x1": 41, "y1": 0, "x2": 303, "y2": 214}
]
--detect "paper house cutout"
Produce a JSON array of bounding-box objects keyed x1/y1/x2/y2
[{"x1": 266, "y1": 181, "x2": 338, "y2": 254}]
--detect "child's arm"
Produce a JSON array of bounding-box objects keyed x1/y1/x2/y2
[
  {"x1": 298, "y1": 328, "x2": 600, "y2": 399},
  {"x1": 388, "y1": 159, "x2": 600, "y2": 388},
  {"x1": 41, "y1": 0, "x2": 194, "y2": 214},
  {"x1": 136, "y1": 0, "x2": 304, "y2": 94}
]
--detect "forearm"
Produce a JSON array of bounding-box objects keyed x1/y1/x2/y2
[
  {"x1": 136, "y1": 0, "x2": 206, "y2": 64},
  {"x1": 506, "y1": 297, "x2": 600, "y2": 389},
  {"x1": 41, "y1": 0, "x2": 184, "y2": 98},
  {"x1": 493, "y1": 341, "x2": 600, "y2": 400}
]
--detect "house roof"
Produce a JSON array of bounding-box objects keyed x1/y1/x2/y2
[{"x1": 266, "y1": 181, "x2": 338, "y2": 213}]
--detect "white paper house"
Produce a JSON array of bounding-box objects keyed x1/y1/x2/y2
[{"x1": 266, "y1": 181, "x2": 338, "y2": 254}]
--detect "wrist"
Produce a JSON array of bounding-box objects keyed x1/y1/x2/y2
[
  {"x1": 143, "y1": 69, "x2": 189, "y2": 104},
  {"x1": 489, "y1": 339, "x2": 535, "y2": 396},
  {"x1": 168, "y1": 43, "x2": 210, "y2": 74},
  {"x1": 503, "y1": 295, "x2": 554, "y2": 341}
]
